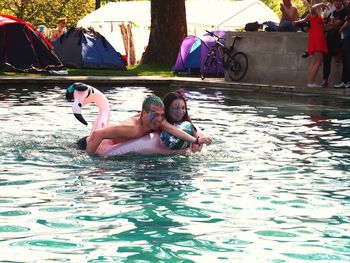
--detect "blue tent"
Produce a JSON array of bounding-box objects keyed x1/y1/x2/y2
[{"x1": 52, "y1": 27, "x2": 126, "y2": 69}]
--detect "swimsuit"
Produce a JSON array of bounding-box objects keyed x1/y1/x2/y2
[
  {"x1": 76, "y1": 136, "x2": 87, "y2": 150},
  {"x1": 160, "y1": 121, "x2": 194, "y2": 150}
]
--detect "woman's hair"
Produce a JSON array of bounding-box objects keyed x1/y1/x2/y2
[
  {"x1": 310, "y1": 0, "x2": 324, "y2": 15},
  {"x1": 162, "y1": 91, "x2": 192, "y2": 124},
  {"x1": 303, "y1": 0, "x2": 312, "y2": 9}
]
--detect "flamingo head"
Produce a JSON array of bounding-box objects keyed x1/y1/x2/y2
[{"x1": 66, "y1": 82, "x2": 95, "y2": 126}]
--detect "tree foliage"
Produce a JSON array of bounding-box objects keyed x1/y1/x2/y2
[{"x1": 0, "y1": 0, "x2": 94, "y2": 29}]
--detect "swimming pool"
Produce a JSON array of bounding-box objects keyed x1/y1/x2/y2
[{"x1": 0, "y1": 84, "x2": 349, "y2": 262}]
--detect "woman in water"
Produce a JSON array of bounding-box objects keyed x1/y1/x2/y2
[{"x1": 160, "y1": 90, "x2": 211, "y2": 152}]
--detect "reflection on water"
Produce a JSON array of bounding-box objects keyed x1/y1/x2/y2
[{"x1": 0, "y1": 85, "x2": 350, "y2": 262}]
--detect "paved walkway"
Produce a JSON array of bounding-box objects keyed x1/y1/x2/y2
[{"x1": 1, "y1": 75, "x2": 350, "y2": 98}]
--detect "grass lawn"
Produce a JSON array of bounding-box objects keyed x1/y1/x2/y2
[{"x1": 0, "y1": 64, "x2": 175, "y2": 77}]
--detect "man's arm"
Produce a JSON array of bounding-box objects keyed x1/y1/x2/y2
[{"x1": 86, "y1": 124, "x2": 139, "y2": 154}]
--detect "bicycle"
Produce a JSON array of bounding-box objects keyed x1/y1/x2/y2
[{"x1": 201, "y1": 30, "x2": 248, "y2": 81}]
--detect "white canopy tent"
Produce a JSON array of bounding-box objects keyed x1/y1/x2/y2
[
  {"x1": 186, "y1": 0, "x2": 279, "y2": 35},
  {"x1": 78, "y1": 0, "x2": 279, "y2": 64}
]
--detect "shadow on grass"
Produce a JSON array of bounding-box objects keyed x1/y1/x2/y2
[{"x1": 0, "y1": 64, "x2": 175, "y2": 77}]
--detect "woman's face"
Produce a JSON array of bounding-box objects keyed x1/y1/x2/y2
[{"x1": 168, "y1": 99, "x2": 186, "y2": 122}]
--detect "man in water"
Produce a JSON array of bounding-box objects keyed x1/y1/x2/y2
[
  {"x1": 85, "y1": 95, "x2": 164, "y2": 154},
  {"x1": 84, "y1": 95, "x2": 207, "y2": 154}
]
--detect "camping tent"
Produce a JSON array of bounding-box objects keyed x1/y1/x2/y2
[
  {"x1": 77, "y1": 0, "x2": 279, "y2": 63},
  {"x1": 52, "y1": 27, "x2": 126, "y2": 69},
  {"x1": 186, "y1": 0, "x2": 279, "y2": 34},
  {"x1": 77, "y1": 1, "x2": 150, "y2": 65},
  {"x1": 173, "y1": 31, "x2": 226, "y2": 76},
  {"x1": 0, "y1": 14, "x2": 65, "y2": 73}
]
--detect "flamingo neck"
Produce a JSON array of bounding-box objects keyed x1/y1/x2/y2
[
  {"x1": 93, "y1": 101, "x2": 110, "y2": 131},
  {"x1": 84, "y1": 89, "x2": 110, "y2": 131}
]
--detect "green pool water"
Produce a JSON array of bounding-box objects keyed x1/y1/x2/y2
[{"x1": 0, "y1": 84, "x2": 349, "y2": 262}]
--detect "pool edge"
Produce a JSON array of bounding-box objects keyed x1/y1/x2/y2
[{"x1": 1, "y1": 76, "x2": 350, "y2": 99}]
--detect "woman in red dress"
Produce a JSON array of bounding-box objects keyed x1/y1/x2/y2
[{"x1": 296, "y1": 0, "x2": 329, "y2": 87}]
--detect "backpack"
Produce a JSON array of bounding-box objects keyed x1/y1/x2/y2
[{"x1": 245, "y1": 21, "x2": 260, "y2": 32}]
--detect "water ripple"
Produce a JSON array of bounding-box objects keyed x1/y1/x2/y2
[{"x1": 0, "y1": 86, "x2": 350, "y2": 262}]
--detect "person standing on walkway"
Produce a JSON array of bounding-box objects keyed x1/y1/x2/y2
[
  {"x1": 51, "y1": 18, "x2": 67, "y2": 43},
  {"x1": 336, "y1": 0, "x2": 350, "y2": 88},
  {"x1": 322, "y1": 0, "x2": 347, "y2": 87},
  {"x1": 323, "y1": 0, "x2": 336, "y2": 21},
  {"x1": 296, "y1": 0, "x2": 329, "y2": 87}
]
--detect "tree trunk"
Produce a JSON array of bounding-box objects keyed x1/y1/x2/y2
[
  {"x1": 119, "y1": 23, "x2": 136, "y2": 65},
  {"x1": 141, "y1": 0, "x2": 187, "y2": 65},
  {"x1": 95, "y1": 0, "x2": 100, "y2": 10}
]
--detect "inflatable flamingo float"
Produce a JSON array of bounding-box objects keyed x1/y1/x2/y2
[{"x1": 66, "y1": 83, "x2": 193, "y2": 156}]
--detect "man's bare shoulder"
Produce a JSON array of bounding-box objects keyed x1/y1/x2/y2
[
  {"x1": 118, "y1": 114, "x2": 140, "y2": 126},
  {"x1": 113, "y1": 114, "x2": 149, "y2": 136}
]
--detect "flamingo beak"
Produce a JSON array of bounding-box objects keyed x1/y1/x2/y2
[{"x1": 72, "y1": 100, "x2": 88, "y2": 126}]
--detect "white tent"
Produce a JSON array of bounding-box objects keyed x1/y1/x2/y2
[
  {"x1": 186, "y1": 0, "x2": 280, "y2": 35},
  {"x1": 78, "y1": 0, "x2": 279, "y2": 64}
]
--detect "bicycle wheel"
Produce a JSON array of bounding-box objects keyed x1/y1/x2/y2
[
  {"x1": 201, "y1": 52, "x2": 215, "y2": 80},
  {"x1": 226, "y1": 52, "x2": 248, "y2": 81}
]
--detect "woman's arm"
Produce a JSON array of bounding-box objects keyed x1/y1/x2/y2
[
  {"x1": 191, "y1": 128, "x2": 203, "y2": 153},
  {"x1": 293, "y1": 13, "x2": 309, "y2": 25},
  {"x1": 160, "y1": 120, "x2": 212, "y2": 145},
  {"x1": 310, "y1": 3, "x2": 328, "y2": 16}
]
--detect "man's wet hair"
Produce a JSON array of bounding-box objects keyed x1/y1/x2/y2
[{"x1": 142, "y1": 95, "x2": 164, "y2": 111}]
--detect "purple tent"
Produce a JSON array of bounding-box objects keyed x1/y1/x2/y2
[{"x1": 173, "y1": 31, "x2": 226, "y2": 76}]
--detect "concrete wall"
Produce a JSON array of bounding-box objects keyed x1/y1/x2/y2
[{"x1": 225, "y1": 32, "x2": 342, "y2": 87}]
